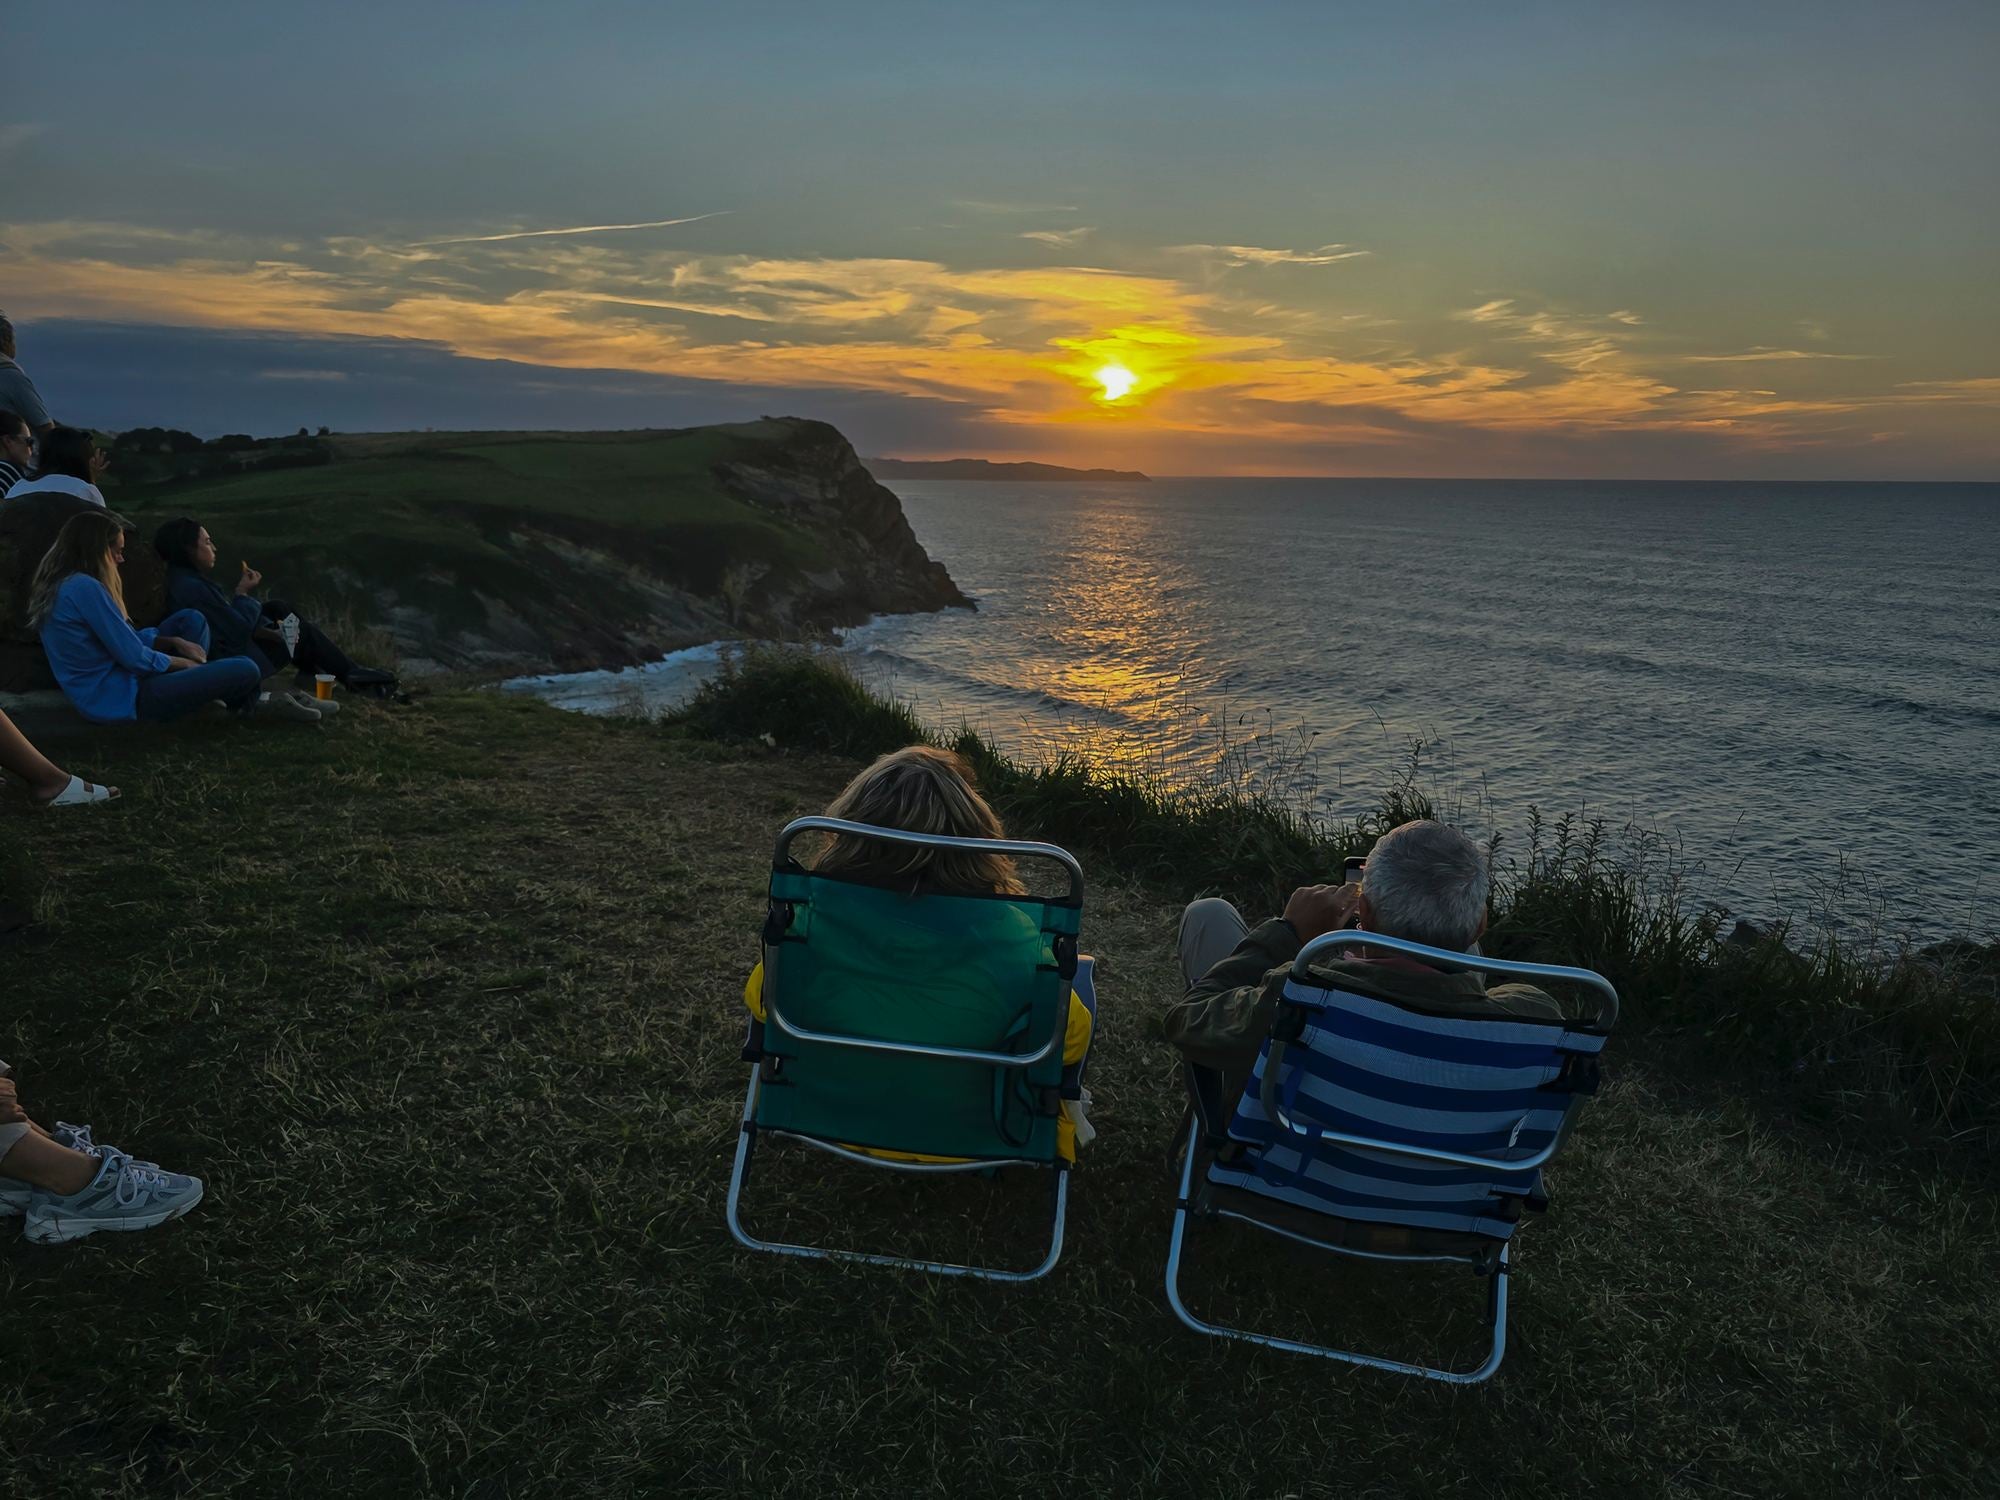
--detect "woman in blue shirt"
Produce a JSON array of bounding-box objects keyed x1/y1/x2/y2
[{"x1": 29, "y1": 510, "x2": 266, "y2": 723}]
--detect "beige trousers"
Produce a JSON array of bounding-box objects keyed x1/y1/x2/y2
[{"x1": 1177, "y1": 897, "x2": 1253, "y2": 988}]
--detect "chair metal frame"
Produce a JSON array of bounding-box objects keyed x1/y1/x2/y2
[
  {"x1": 1165, "y1": 929, "x2": 1617, "y2": 1382},
  {"x1": 726, "y1": 816, "x2": 1085, "y2": 1282}
]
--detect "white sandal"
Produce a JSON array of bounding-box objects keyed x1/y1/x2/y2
[{"x1": 44, "y1": 774, "x2": 119, "y2": 808}]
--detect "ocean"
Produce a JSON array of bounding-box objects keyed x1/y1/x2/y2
[{"x1": 506, "y1": 477, "x2": 2000, "y2": 939}]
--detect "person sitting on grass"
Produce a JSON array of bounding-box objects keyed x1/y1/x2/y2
[
  {"x1": 1, "y1": 1062, "x2": 204, "y2": 1244},
  {"x1": 151, "y1": 517, "x2": 390, "y2": 717},
  {"x1": 0, "y1": 409, "x2": 34, "y2": 495},
  {"x1": 0, "y1": 704, "x2": 117, "y2": 806},
  {"x1": 3, "y1": 425, "x2": 108, "y2": 508},
  {"x1": 742, "y1": 744, "x2": 1096, "y2": 1159},
  {"x1": 29, "y1": 510, "x2": 318, "y2": 725},
  {"x1": 1168, "y1": 818, "x2": 1562, "y2": 1103}
]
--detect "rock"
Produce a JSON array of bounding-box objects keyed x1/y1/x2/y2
[
  {"x1": 1727, "y1": 919, "x2": 1778, "y2": 947},
  {"x1": 0, "y1": 494, "x2": 170, "y2": 691}
]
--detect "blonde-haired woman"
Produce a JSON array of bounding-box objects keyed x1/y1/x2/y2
[
  {"x1": 743, "y1": 745, "x2": 1097, "y2": 1159},
  {"x1": 30, "y1": 510, "x2": 269, "y2": 724}
]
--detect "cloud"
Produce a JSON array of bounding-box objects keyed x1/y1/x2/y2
[
  {"x1": 952, "y1": 199, "x2": 1080, "y2": 215},
  {"x1": 1169, "y1": 243, "x2": 1370, "y2": 267},
  {"x1": 256, "y1": 368, "x2": 349, "y2": 381},
  {"x1": 410, "y1": 212, "x2": 729, "y2": 247},
  {"x1": 1885, "y1": 377, "x2": 2000, "y2": 405},
  {"x1": 1683, "y1": 347, "x2": 1877, "y2": 363},
  {"x1": 0, "y1": 122, "x2": 45, "y2": 154},
  {"x1": 1020, "y1": 227, "x2": 1094, "y2": 247}
]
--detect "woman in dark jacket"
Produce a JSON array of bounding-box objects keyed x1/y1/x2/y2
[{"x1": 152, "y1": 517, "x2": 394, "y2": 707}]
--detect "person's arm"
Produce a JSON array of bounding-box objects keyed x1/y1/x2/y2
[
  {"x1": 1162, "y1": 883, "x2": 1360, "y2": 1075},
  {"x1": 1161, "y1": 919, "x2": 1301, "y2": 1075},
  {"x1": 73, "y1": 581, "x2": 173, "y2": 675},
  {"x1": 10, "y1": 375, "x2": 51, "y2": 436},
  {"x1": 167, "y1": 572, "x2": 254, "y2": 654},
  {"x1": 231, "y1": 565, "x2": 265, "y2": 631}
]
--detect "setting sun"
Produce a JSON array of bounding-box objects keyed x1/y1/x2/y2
[{"x1": 1095, "y1": 363, "x2": 1137, "y2": 402}]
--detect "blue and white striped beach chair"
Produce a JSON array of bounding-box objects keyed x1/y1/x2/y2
[{"x1": 1165, "y1": 930, "x2": 1618, "y2": 1383}]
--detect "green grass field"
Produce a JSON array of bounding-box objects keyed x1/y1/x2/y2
[
  {"x1": 97, "y1": 424, "x2": 828, "y2": 648},
  {"x1": 2, "y1": 685, "x2": 1995, "y2": 1497}
]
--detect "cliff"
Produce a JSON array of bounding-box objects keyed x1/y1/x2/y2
[{"x1": 74, "y1": 418, "x2": 969, "y2": 678}]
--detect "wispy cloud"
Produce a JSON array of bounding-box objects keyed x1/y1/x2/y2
[
  {"x1": 952, "y1": 198, "x2": 1079, "y2": 215},
  {"x1": 0, "y1": 122, "x2": 45, "y2": 154},
  {"x1": 410, "y1": 212, "x2": 728, "y2": 247},
  {"x1": 1020, "y1": 227, "x2": 1093, "y2": 247},
  {"x1": 1682, "y1": 347, "x2": 1877, "y2": 363},
  {"x1": 1886, "y1": 377, "x2": 2000, "y2": 405},
  {"x1": 1169, "y1": 243, "x2": 1369, "y2": 267}
]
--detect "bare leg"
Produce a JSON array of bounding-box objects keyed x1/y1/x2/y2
[
  {"x1": 0, "y1": 1130, "x2": 97, "y2": 1196},
  {"x1": 0, "y1": 708, "x2": 114, "y2": 802}
]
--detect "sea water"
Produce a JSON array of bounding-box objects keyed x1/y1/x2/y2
[{"x1": 505, "y1": 478, "x2": 2000, "y2": 937}]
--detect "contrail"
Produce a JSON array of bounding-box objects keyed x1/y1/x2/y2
[{"x1": 413, "y1": 212, "x2": 728, "y2": 247}]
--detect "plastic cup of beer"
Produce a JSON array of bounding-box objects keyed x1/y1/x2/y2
[{"x1": 314, "y1": 673, "x2": 336, "y2": 701}]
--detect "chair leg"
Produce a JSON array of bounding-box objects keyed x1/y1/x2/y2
[
  {"x1": 1164, "y1": 1116, "x2": 1511, "y2": 1383},
  {"x1": 725, "y1": 1069, "x2": 1069, "y2": 1282}
]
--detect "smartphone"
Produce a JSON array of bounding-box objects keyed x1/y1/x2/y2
[{"x1": 1343, "y1": 856, "x2": 1366, "y2": 886}]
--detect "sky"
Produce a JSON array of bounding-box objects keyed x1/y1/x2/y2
[{"x1": 4, "y1": 1, "x2": 1996, "y2": 477}]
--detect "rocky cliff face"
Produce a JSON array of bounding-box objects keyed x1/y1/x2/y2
[
  {"x1": 336, "y1": 418, "x2": 971, "y2": 678},
  {"x1": 713, "y1": 418, "x2": 970, "y2": 622}
]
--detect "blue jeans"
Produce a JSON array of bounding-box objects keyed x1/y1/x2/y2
[{"x1": 135, "y1": 609, "x2": 262, "y2": 720}]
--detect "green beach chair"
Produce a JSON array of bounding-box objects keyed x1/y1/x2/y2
[{"x1": 725, "y1": 815, "x2": 1087, "y2": 1281}]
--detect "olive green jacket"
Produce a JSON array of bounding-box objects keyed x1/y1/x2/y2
[{"x1": 1164, "y1": 918, "x2": 1565, "y2": 1104}]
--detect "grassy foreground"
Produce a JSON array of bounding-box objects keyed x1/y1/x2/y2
[{"x1": 3, "y1": 687, "x2": 1997, "y2": 1497}]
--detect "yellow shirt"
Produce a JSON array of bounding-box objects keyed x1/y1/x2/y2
[{"x1": 743, "y1": 961, "x2": 1094, "y2": 1161}]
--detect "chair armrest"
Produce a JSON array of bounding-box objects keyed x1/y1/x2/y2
[{"x1": 765, "y1": 994, "x2": 1064, "y2": 1068}]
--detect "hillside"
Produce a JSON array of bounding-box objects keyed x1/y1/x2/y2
[
  {"x1": 866, "y1": 457, "x2": 1150, "y2": 482},
  {"x1": 93, "y1": 420, "x2": 969, "y2": 676}
]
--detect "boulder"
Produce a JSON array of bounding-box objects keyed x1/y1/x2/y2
[{"x1": 0, "y1": 494, "x2": 167, "y2": 692}]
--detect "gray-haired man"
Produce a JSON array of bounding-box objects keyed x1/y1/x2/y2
[
  {"x1": 0, "y1": 312, "x2": 54, "y2": 437},
  {"x1": 1165, "y1": 818, "x2": 1562, "y2": 1104}
]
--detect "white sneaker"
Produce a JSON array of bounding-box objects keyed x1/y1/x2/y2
[
  {"x1": 288, "y1": 689, "x2": 338, "y2": 716},
  {"x1": 257, "y1": 691, "x2": 322, "y2": 725},
  {"x1": 23, "y1": 1149, "x2": 205, "y2": 1244}
]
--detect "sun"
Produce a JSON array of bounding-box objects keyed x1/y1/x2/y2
[{"x1": 1095, "y1": 363, "x2": 1137, "y2": 402}]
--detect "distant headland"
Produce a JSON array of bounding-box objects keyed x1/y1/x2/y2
[{"x1": 867, "y1": 457, "x2": 1150, "y2": 483}]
